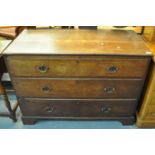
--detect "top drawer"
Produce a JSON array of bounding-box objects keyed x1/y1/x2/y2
[{"x1": 6, "y1": 55, "x2": 150, "y2": 78}]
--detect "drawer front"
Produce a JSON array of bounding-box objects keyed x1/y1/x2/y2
[
  {"x1": 13, "y1": 78, "x2": 143, "y2": 98},
  {"x1": 144, "y1": 105, "x2": 155, "y2": 120},
  {"x1": 7, "y1": 56, "x2": 149, "y2": 78},
  {"x1": 19, "y1": 98, "x2": 137, "y2": 117}
]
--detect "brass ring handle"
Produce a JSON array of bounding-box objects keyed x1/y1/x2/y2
[
  {"x1": 101, "y1": 107, "x2": 111, "y2": 113},
  {"x1": 44, "y1": 106, "x2": 53, "y2": 113},
  {"x1": 37, "y1": 64, "x2": 49, "y2": 73},
  {"x1": 41, "y1": 86, "x2": 52, "y2": 93},
  {"x1": 104, "y1": 87, "x2": 115, "y2": 93},
  {"x1": 107, "y1": 65, "x2": 118, "y2": 73}
]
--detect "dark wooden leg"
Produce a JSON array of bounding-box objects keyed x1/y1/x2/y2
[
  {"x1": 120, "y1": 117, "x2": 135, "y2": 125},
  {"x1": 9, "y1": 112, "x2": 17, "y2": 122},
  {"x1": 22, "y1": 117, "x2": 37, "y2": 125},
  {"x1": 0, "y1": 82, "x2": 17, "y2": 122}
]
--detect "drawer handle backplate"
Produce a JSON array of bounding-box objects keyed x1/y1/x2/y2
[
  {"x1": 107, "y1": 65, "x2": 119, "y2": 73},
  {"x1": 104, "y1": 87, "x2": 115, "y2": 93},
  {"x1": 101, "y1": 107, "x2": 111, "y2": 113},
  {"x1": 37, "y1": 64, "x2": 49, "y2": 73},
  {"x1": 41, "y1": 86, "x2": 52, "y2": 93},
  {"x1": 44, "y1": 106, "x2": 53, "y2": 113}
]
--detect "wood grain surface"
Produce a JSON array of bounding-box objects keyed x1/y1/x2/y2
[
  {"x1": 19, "y1": 98, "x2": 137, "y2": 117},
  {"x1": 3, "y1": 29, "x2": 151, "y2": 56},
  {"x1": 12, "y1": 78, "x2": 143, "y2": 99},
  {"x1": 6, "y1": 55, "x2": 150, "y2": 78}
]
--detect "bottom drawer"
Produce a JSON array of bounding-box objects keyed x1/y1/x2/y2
[{"x1": 19, "y1": 98, "x2": 137, "y2": 117}]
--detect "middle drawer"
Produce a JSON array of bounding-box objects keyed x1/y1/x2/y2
[{"x1": 13, "y1": 78, "x2": 143, "y2": 98}]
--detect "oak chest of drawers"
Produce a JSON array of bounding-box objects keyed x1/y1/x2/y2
[
  {"x1": 3, "y1": 29, "x2": 151, "y2": 125},
  {"x1": 137, "y1": 42, "x2": 155, "y2": 128}
]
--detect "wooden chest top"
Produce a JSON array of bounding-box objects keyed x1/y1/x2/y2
[{"x1": 3, "y1": 29, "x2": 151, "y2": 56}]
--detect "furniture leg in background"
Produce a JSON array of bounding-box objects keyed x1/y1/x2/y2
[
  {"x1": 0, "y1": 40, "x2": 19, "y2": 122},
  {"x1": 0, "y1": 81, "x2": 18, "y2": 122}
]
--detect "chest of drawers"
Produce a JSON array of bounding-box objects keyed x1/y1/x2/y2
[
  {"x1": 137, "y1": 42, "x2": 155, "y2": 128},
  {"x1": 136, "y1": 65, "x2": 155, "y2": 128},
  {"x1": 3, "y1": 29, "x2": 151, "y2": 125},
  {"x1": 143, "y1": 26, "x2": 155, "y2": 42}
]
